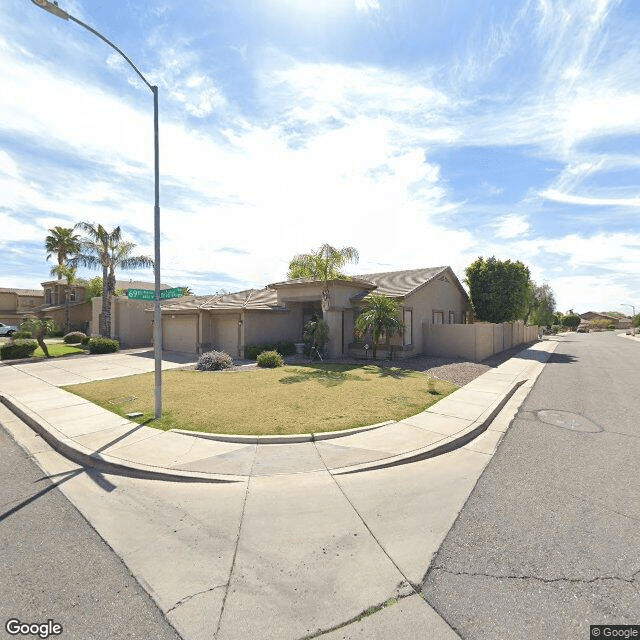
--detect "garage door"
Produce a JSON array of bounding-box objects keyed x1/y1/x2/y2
[{"x1": 163, "y1": 315, "x2": 198, "y2": 353}]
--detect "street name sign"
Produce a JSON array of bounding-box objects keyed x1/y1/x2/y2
[{"x1": 127, "y1": 287, "x2": 182, "y2": 301}]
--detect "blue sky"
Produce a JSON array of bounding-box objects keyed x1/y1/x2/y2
[{"x1": 1, "y1": 0, "x2": 639, "y2": 314}]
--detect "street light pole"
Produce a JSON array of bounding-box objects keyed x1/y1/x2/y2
[
  {"x1": 31, "y1": 0, "x2": 163, "y2": 419},
  {"x1": 621, "y1": 303, "x2": 637, "y2": 336}
]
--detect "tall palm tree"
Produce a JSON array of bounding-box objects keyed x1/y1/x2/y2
[
  {"x1": 288, "y1": 244, "x2": 359, "y2": 310},
  {"x1": 71, "y1": 223, "x2": 153, "y2": 337},
  {"x1": 49, "y1": 264, "x2": 78, "y2": 333},
  {"x1": 45, "y1": 226, "x2": 81, "y2": 278},
  {"x1": 354, "y1": 293, "x2": 404, "y2": 360}
]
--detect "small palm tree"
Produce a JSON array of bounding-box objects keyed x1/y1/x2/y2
[
  {"x1": 49, "y1": 264, "x2": 78, "y2": 333},
  {"x1": 71, "y1": 223, "x2": 153, "y2": 337},
  {"x1": 354, "y1": 294, "x2": 404, "y2": 359},
  {"x1": 21, "y1": 318, "x2": 58, "y2": 358},
  {"x1": 45, "y1": 226, "x2": 81, "y2": 278},
  {"x1": 303, "y1": 315, "x2": 329, "y2": 359}
]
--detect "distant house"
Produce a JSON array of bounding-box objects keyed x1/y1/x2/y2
[
  {"x1": 0, "y1": 288, "x2": 44, "y2": 326},
  {"x1": 579, "y1": 312, "x2": 631, "y2": 330},
  {"x1": 13, "y1": 278, "x2": 172, "y2": 338},
  {"x1": 159, "y1": 266, "x2": 471, "y2": 358}
]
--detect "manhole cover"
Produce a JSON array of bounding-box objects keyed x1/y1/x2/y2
[{"x1": 536, "y1": 410, "x2": 603, "y2": 433}]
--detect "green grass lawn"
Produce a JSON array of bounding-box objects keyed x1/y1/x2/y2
[
  {"x1": 34, "y1": 344, "x2": 86, "y2": 358},
  {"x1": 64, "y1": 363, "x2": 458, "y2": 436}
]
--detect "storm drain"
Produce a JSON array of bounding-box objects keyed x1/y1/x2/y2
[{"x1": 536, "y1": 410, "x2": 603, "y2": 433}]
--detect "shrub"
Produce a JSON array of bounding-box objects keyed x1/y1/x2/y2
[
  {"x1": 81, "y1": 335, "x2": 91, "y2": 345},
  {"x1": 560, "y1": 314, "x2": 581, "y2": 329},
  {"x1": 12, "y1": 330, "x2": 34, "y2": 339},
  {"x1": 64, "y1": 331, "x2": 87, "y2": 344},
  {"x1": 196, "y1": 350, "x2": 233, "y2": 371},
  {"x1": 244, "y1": 341, "x2": 296, "y2": 360},
  {"x1": 88, "y1": 337, "x2": 119, "y2": 354},
  {"x1": 1, "y1": 339, "x2": 38, "y2": 360},
  {"x1": 550, "y1": 325, "x2": 561, "y2": 334},
  {"x1": 256, "y1": 350, "x2": 283, "y2": 368}
]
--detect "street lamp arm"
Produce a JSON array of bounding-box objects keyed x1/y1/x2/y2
[{"x1": 31, "y1": 0, "x2": 154, "y2": 91}]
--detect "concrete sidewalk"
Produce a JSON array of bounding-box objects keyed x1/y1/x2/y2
[{"x1": 0, "y1": 342, "x2": 558, "y2": 481}]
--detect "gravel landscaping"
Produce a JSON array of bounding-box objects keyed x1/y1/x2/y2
[{"x1": 185, "y1": 341, "x2": 541, "y2": 387}]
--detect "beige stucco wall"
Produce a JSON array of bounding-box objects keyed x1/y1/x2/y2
[
  {"x1": 243, "y1": 309, "x2": 300, "y2": 346},
  {"x1": 111, "y1": 298, "x2": 154, "y2": 347},
  {"x1": 0, "y1": 292, "x2": 17, "y2": 324},
  {"x1": 423, "y1": 321, "x2": 539, "y2": 362},
  {"x1": 400, "y1": 273, "x2": 470, "y2": 355}
]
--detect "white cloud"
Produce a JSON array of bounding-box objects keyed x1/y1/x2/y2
[
  {"x1": 493, "y1": 214, "x2": 531, "y2": 239},
  {"x1": 540, "y1": 190, "x2": 640, "y2": 207},
  {"x1": 355, "y1": 0, "x2": 380, "y2": 13}
]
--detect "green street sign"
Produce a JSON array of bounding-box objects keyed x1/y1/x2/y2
[
  {"x1": 127, "y1": 287, "x2": 183, "y2": 301},
  {"x1": 160, "y1": 287, "x2": 183, "y2": 300}
]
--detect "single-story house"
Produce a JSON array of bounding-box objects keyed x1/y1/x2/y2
[
  {"x1": 579, "y1": 312, "x2": 631, "y2": 330},
  {"x1": 159, "y1": 266, "x2": 471, "y2": 359}
]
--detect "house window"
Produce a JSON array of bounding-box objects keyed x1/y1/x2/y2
[
  {"x1": 449, "y1": 311, "x2": 455, "y2": 324},
  {"x1": 433, "y1": 311, "x2": 444, "y2": 325},
  {"x1": 403, "y1": 309, "x2": 412, "y2": 346},
  {"x1": 462, "y1": 311, "x2": 468, "y2": 324},
  {"x1": 69, "y1": 290, "x2": 76, "y2": 302},
  {"x1": 45, "y1": 289, "x2": 51, "y2": 305}
]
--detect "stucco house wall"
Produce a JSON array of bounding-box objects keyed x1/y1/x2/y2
[{"x1": 0, "y1": 289, "x2": 45, "y2": 325}]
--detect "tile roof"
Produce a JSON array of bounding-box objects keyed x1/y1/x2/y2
[
  {"x1": 0, "y1": 288, "x2": 44, "y2": 296},
  {"x1": 159, "y1": 289, "x2": 286, "y2": 312},
  {"x1": 351, "y1": 266, "x2": 450, "y2": 298}
]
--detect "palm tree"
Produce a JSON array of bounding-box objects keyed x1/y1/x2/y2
[
  {"x1": 49, "y1": 264, "x2": 78, "y2": 333},
  {"x1": 21, "y1": 318, "x2": 57, "y2": 358},
  {"x1": 354, "y1": 293, "x2": 404, "y2": 360},
  {"x1": 45, "y1": 226, "x2": 81, "y2": 278},
  {"x1": 288, "y1": 244, "x2": 359, "y2": 310},
  {"x1": 71, "y1": 223, "x2": 153, "y2": 337},
  {"x1": 288, "y1": 244, "x2": 359, "y2": 281}
]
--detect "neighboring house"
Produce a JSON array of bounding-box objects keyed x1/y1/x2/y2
[
  {"x1": 0, "y1": 288, "x2": 44, "y2": 325},
  {"x1": 579, "y1": 312, "x2": 631, "y2": 330},
  {"x1": 15, "y1": 278, "x2": 171, "y2": 337},
  {"x1": 159, "y1": 266, "x2": 471, "y2": 358}
]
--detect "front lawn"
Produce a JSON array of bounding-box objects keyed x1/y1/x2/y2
[
  {"x1": 64, "y1": 364, "x2": 457, "y2": 436},
  {"x1": 34, "y1": 344, "x2": 86, "y2": 358}
]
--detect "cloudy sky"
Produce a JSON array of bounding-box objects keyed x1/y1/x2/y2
[{"x1": 2, "y1": 0, "x2": 639, "y2": 314}]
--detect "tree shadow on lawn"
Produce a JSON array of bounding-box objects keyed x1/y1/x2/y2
[{"x1": 279, "y1": 363, "x2": 411, "y2": 387}]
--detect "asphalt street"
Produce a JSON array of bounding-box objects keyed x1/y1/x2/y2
[
  {"x1": 422, "y1": 332, "x2": 640, "y2": 640},
  {"x1": 0, "y1": 426, "x2": 182, "y2": 640}
]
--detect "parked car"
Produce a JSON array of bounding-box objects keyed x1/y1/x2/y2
[
  {"x1": 576, "y1": 323, "x2": 590, "y2": 333},
  {"x1": 0, "y1": 322, "x2": 18, "y2": 337}
]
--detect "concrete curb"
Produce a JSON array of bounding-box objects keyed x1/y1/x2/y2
[
  {"x1": 330, "y1": 378, "x2": 527, "y2": 475},
  {"x1": 170, "y1": 420, "x2": 395, "y2": 444},
  {"x1": 0, "y1": 394, "x2": 243, "y2": 484}
]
